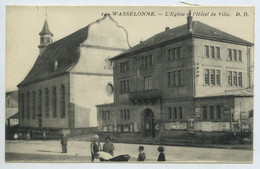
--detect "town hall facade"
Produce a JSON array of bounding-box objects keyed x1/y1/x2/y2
[{"x1": 97, "y1": 12, "x2": 254, "y2": 142}]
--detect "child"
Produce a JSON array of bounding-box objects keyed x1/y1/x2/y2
[
  {"x1": 137, "y1": 146, "x2": 146, "y2": 161},
  {"x1": 157, "y1": 146, "x2": 166, "y2": 161}
]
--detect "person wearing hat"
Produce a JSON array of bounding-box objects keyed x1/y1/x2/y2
[
  {"x1": 157, "y1": 146, "x2": 166, "y2": 161},
  {"x1": 90, "y1": 134, "x2": 101, "y2": 162},
  {"x1": 103, "y1": 136, "x2": 115, "y2": 156}
]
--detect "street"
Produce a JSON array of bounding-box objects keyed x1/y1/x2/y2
[{"x1": 5, "y1": 140, "x2": 252, "y2": 163}]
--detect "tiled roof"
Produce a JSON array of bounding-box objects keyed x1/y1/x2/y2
[
  {"x1": 39, "y1": 19, "x2": 53, "y2": 36},
  {"x1": 111, "y1": 21, "x2": 253, "y2": 61},
  {"x1": 6, "y1": 90, "x2": 18, "y2": 103},
  {"x1": 18, "y1": 25, "x2": 89, "y2": 86}
]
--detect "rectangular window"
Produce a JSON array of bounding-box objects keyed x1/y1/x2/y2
[
  {"x1": 205, "y1": 69, "x2": 209, "y2": 85},
  {"x1": 216, "y1": 47, "x2": 220, "y2": 59},
  {"x1": 204, "y1": 45, "x2": 209, "y2": 58},
  {"x1": 120, "y1": 61, "x2": 130, "y2": 72},
  {"x1": 126, "y1": 61, "x2": 129, "y2": 71},
  {"x1": 216, "y1": 70, "x2": 221, "y2": 85},
  {"x1": 203, "y1": 106, "x2": 208, "y2": 120},
  {"x1": 238, "y1": 50, "x2": 242, "y2": 62},
  {"x1": 167, "y1": 49, "x2": 172, "y2": 61},
  {"x1": 121, "y1": 109, "x2": 130, "y2": 120},
  {"x1": 210, "y1": 106, "x2": 214, "y2": 120},
  {"x1": 168, "y1": 107, "x2": 172, "y2": 119},
  {"x1": 210, "y1": 46, "x2": 215, "y2": 58},
  {"x1": 228, "y1": 49, "x2": 232, "y2": 60},
  {"x1": 179, "y1": 107, "x2": 183, "y2": 120},
  {"x1": 120, "y1": 80, "x2": 130, "y2": 93},
  {"x1": 228, "y1": 71, "x2": 232, "y2": 86},
  {"x1": 148, "y1": 55, "x2": 153, "y2": 66},
  {"x1": 142, "y1": 57, "x2": 145, "y2": 66},
  {"x1": 210, "y1": 69, "x2": 215, "y2": 85},
  {"x1": 144, "y1": 76, "x2": 152, "y2": 90},
  {"x1": 233, "y1": 71, "x2": 237, "y2": 86},
  {"x1": 145, "y1": 56, "x2": 148, "y2": 66},
  {"x1": 178, "y1": 70, "x2": 183, "y2": 86},
  {"x1": 168, "y1": 72, "x2": 173, "y2": 87},
  {"x1": 216, "y1": 105, "x2": 222, "y2": 120},
  {"x1": 172, "y1": 48, "x2": 176, "y2": 60},
  {"x1": 238, "y1": 72, "x2": 243, "y2": 86},
  {"x1": 175, "y1": 71, "x2": 179, "y2": 86},
  {"x1": 177, "y1": 47, "x2": 181, "y2": 59},
  {"x1": 174, "y1": 107, "x2": 177, "y2": 119},
  {"x1": 233, "y1": 49, "x2": 237, "y2": 61}
]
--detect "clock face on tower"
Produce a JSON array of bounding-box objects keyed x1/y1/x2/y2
[{"x1": 106, "y1": 83, "x2": 113, "y2": 96}]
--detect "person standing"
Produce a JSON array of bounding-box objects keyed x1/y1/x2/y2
[
  {"x1": 14, "y1": 133, "x2": 18, "y2": 142},
  {"x1": 61, "y1": 134, "x2": 68, "y2": 153},
  {"x1": 90, "y1": 134, "x2": 101, "y2": 162},
  {"x1": 137, "y1": 146, "x2": 146, "y2": 161},
  {"x1": 19, "y1": 132, "x2": 22, "y2": 142},
  {"x1": 103, "y1": 136, "x2": 115, "y2": 156},
  {"x1": 42, "y1": 132, "x2": 46, "y2": 142},
  {"x1": 26, "y1": 132, "x2": 30, "y2": 142},
  {"x1": 157, "y1": 146, "x2": 166, "y2": 161}
]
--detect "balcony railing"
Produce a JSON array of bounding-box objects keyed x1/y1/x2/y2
[{"x1": 129, "y1": 89, "x2": 162, "y2": 102}]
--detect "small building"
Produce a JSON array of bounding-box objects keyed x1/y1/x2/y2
[
  {"x1": 6, "y1": 91, "x2": 19, "y2": 127},
  {"x1": 17, "y1": 14, "x2": 130, "y2": 135},
  {"x1": 96, "y1": 12, "x2": 254, "y2": 143}
]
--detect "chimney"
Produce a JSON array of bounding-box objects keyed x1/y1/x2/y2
[
  {"x1": 187, "y1": 10, "x2": 193, "y2": 32},
  {"x1": 165, "y1": 27, "x2": 170, "y2": 31}
]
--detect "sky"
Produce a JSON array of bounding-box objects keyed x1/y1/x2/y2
[{"x1": 5, "y1": 6, "x2": 254, "y2": 92}]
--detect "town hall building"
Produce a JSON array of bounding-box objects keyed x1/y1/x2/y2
[
  {"x1": 96, "y1": 12, "x2": 254, "y2": 143},
  {"x1": 17, "y1": 14, "x2": 130, "y2": 135}
]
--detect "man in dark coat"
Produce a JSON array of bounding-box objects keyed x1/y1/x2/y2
[
  {"x1": 61, "y1": 134, "x2": 68, "y2": 153},
  {"x1": 157, "y1": 146, "x2": 166, "y2": 161}
]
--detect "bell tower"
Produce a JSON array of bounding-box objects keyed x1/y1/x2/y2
[{"x1": 38, "y1": 19, "x2": 53, "y2": 55}]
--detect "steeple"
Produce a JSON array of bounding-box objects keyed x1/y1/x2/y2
[{"x1": 38, "y1": 19, "x2": 53, "y2": 55}]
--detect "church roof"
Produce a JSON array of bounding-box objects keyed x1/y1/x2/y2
[
  {"x1": 18, "y1": 25, "x2": 89, "y2": 87},
  {"x1": 39, "y1": 19, "x2": 53, "y2": 36},
  {"x1": 110, "y1": 21, "x2": 253, "y2": 61}
]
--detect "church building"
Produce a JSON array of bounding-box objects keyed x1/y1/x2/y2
[{"x1": 17, "y1": 14, "x2": 130, "y2": 135}]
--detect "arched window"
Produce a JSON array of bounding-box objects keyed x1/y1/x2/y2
[
  {"x1": 27, "y1": 92, "x2": 30, "y2": 119},
  {"x1": 38, "y1": 90, "x2": 42, "y2": 117},
  {"x1": 32, "y1": 91, "x2": 36, "y2": 119},
  {"x1": 45, "y1": 88, "x2": 49, "y2": 118},
  {"x1": 52, "y1": 87, "x2": 57, "y2": 117},
  {"x1": 60, "y1": 85, "x2": 65, "y2": 118},
  {"x1": 20, "y1": 93, "x2": 25, "y2": 119}
]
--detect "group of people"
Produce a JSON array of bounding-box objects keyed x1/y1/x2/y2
[
  {"x1": 90, "y1": 134, "x2": 166, "y2": 162},
  {"x1": 90, "y1": 135, "x2": 115, "y2": 162},
  {"x1": 137, "y1": 145, "x2": 166, "y2": 161},
  {"x1": 13, "y1": 131, "x2": 47, "y2": 142}
]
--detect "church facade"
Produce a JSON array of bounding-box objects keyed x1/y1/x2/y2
[
  {"x1": 97, "y1": 12, "x2": 254, "y2": 142},
  {"x1": 17, "y1": 14, "x2": 130, "y2": 134}
]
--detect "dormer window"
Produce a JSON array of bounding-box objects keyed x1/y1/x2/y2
[{"x1": 54, "y1": 60, "x2": 58, "y2": 71}]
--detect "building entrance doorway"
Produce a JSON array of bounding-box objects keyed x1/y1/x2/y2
[{"x1": 142, "y1": 109, "x2": 155, "y2": 137}]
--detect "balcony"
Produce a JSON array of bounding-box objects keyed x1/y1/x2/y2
[{"x1": 129, "y1": 89, "x2": 162, "y2": 104}]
